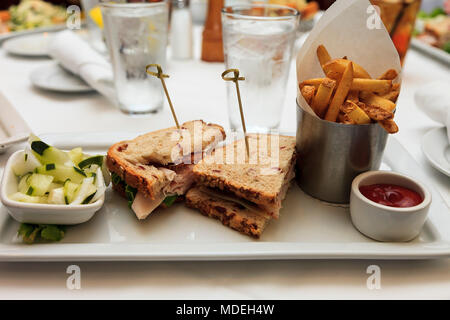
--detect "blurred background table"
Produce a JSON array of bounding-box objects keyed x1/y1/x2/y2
[{"x1": 0, "y1": 12, "x2": 449, "y2": 300}]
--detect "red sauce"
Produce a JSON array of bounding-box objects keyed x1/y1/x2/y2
[{"x1": 359, "y1": 184, "x2": 423, "y2": 208}]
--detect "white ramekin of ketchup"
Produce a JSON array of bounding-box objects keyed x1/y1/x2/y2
[{"x1": 350, "y1": 171, "x2": 432, "y2": 242}]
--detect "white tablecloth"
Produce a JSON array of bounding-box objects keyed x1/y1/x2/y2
[{"x1": 0, "y1": 28, "x2": 449, "y2": 299}]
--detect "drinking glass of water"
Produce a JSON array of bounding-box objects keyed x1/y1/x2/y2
[
  {"x1": 80, "y1": 0, "x2": 107, "y2": 54},
  {"x1": 101, "y1": 1, "x2": 169, "y2": 114},
  {"x1": 222, "y1": 4, "x2": 299, "y2": 132}
]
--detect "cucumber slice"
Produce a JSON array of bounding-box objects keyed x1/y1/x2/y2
[
  {"x1": 68, "y1": 147, "x2": 84, "y2": 165},
  {"x1": 31, "y1": 141, "x2": 71, "y2": 165},
  {"x1": 78, "y1": 155, "x2": 104, "y2": 169},
  {"x1": 48, "y1": 187, "x2": 65, "y2": 204},
  {"x1": 27, "y1": 173, "x2": 54, "y2": 196},
  {"x1": 91, "y1": 167, "x2": 106, "y2": 203},
  {"x1": 18, "y1": 173, "x2": 32, "y2": 194},
  {"x1": 9, "y1": 192, "x2": 48, "y2": 204},
  {"x1": 102, "y1": 156, "x2": 111, "y2": 186},
  {"x1": 12, "y1": 151, "x2": 41, "y2": 176},
  {"x1": 70, "y1": 177, "x2": 96, "y2": 205},
  {"x1": 83, "y1": 164, "x2": 99, "y2": 175},
  {"x1": 36, "y1": 164, "x2": 86, "y2": 184},
  {"x1": 64, "y1": 181, "x2": 80, "y2": 204},
  {"x1": 48, "y1": 182, "x2": 63, "y2": 191},
  {"x1": 30, "y1": 140, "x2": 50, "y2": 156}
]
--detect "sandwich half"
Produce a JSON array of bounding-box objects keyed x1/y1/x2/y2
[
  {"x1": 186, "y1": 134, "x2": 297, "y2": 238},
  {"x1": 106, "y1": 120, "x2": 225, "y2": 219}
]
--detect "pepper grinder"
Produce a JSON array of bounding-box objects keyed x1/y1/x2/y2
[{"x1": 201, "y1": 0, "x2": 224, "y2": 62}]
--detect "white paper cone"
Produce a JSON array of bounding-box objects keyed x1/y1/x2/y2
[{"x1": 296, "y1": 0, "x2": 402, "y2": 117}]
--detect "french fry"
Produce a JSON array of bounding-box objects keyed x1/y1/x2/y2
[
  {"x1": 299, "y1": 78, "x2": 326, "y2": 89},
  {"x1": 300, "y1": 85, "x2": 316, "y2": 105},
  {"x1": 378, "y1": 69, "x2": 398, "y2": 80},
  {"x1": 338, "y1": 112, "x2": 355, "y2": 124},
  {"x1": 325, "y1": 62, "x2": 354, "y2": 122},
  {"x1": 302, "y1": 78, "x2": 391, "y2": 94},
  {"x1": 311, "y1": 78, "x2": 336, "y2": 117},
  {"x1": 322, "y1": 59, "x2": 371, "y2": 80},
  {"x1": 297, "y1": 45, "x2": 401, "y2": 134},
  {"x1": 351, "y1": 79, "x2": 392, "y2": 94},
  {"x1": 347, "y1": 90, "x2": 359, "y2": 103},
  {"x1": 378, "y1": 83, "x2": 400, "y2": 102},
  {"x1": 378, "y1": 119, "x2": 399, "y2": 134},
  {"x1": 341, "y1": 101, "x2": 371, "y2": 124},
  {"x1": 317, "y1": 45, "x2": 332, "y2": 66},
  {"x1": 358, "y1": 102, "x2": 393, "y2": 121},
  {"x1": 360, "y1": 91, "x2": 396, "y2": 112}
]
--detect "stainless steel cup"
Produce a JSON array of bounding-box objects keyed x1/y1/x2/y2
[{"x1": 295, "y1": 100, "x2": 389, "y2": 203}]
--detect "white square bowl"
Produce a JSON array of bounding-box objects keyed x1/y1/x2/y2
[{"x1": 0, "y1": 150, "x2": 105, "y2": 225}]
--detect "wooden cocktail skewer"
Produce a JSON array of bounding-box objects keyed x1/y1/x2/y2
[
  {"x1": 145, "y1": 64, "x2": 180, "y2": 129},
  {"x1": 221, "y1": 68, "x2": 249, "y2": 157}
]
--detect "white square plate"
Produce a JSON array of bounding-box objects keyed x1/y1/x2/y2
[
  {"x1": 0, "y1": 92, "x2": 31, "y2": 154},
  {"x1": 0, "y1": 132, "x2": 449, "y2": 261}
]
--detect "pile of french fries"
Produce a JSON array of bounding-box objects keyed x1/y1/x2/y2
[{"x1": 299, "y1": 45, "x2": 400, "y2": 134}]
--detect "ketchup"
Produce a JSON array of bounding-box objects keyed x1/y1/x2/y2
[{"x1": 359, "y1": 184, "x2": 423, "y2": 208}]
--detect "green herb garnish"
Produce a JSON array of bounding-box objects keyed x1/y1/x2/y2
[
  {"x1": 111, "y1": 172, "x2": 123, "y2": 185},
  {"x1": 444, "y1": 42, "x2": 450, "y2": 54},
  {"x1": 18, "y1": 223, "x2": 65, "y2": 244},
  {"x1": 46, "y1": 163, "x2": 55, "y2": 171},
  {"x1": 163, "y1": 195, "x2": 177, "y2": 207},
  {"x1": 125, "y1": 185, "x2": 137, "y2": 208}
]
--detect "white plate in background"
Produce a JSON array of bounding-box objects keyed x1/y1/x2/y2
[
  {"x1": 30, "y1": 62, "x2": 94, "y2": 93},
  {"x1": 411, "y1": 38, "x2": 450, "y2": 66},
  {"x1": 0, "y1": 92, "x2": 31, "y2": 154},
  {"x1": 0, "y1": 24, "x2": 67, "y2": 44},
  {"x1": 422, "y1": 127, "x2": 450, "y2": 177},
  {"x1": 2, "y1": 33, "x2": 53, "y2": 57}
]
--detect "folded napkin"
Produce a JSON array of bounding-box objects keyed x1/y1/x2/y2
[
  {"x1": 48, "y1": 30, "x2": 115, "y2": 101},
  {"x1": 415, "y1": 81, "x2": 450, "y2": 143}
]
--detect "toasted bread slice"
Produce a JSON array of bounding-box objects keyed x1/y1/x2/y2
[
  {"x1": 185, "y1": 187, "x2": 271, "y2": 239},
  {"x1": 193, "y1": 134, "x2": 296, "y2": 218},
  {"x1": 106, "y1": 120, "x2": 225, "y2": 200}
]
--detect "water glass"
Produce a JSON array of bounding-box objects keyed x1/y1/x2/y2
[
  {"x1": 81, "y1": 0, "x2": 107, "y2": 53},
  {"x1": 222, "y1": 4, "x2": 298, "y2": 132},
  {"x1": 101, "y1": 1, "x2": 169, "y2": 114}
]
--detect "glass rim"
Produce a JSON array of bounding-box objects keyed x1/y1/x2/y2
[
  {"x1": 99, "y1": 1, "x2": 167, "y2": 9},
  {"x1": 222, "y1": 4, "x2": 299, "y2": 21}
]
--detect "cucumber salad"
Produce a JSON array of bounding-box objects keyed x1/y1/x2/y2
[{"x1": 10, "y1": 135, "x2": 110, "y2": 205}]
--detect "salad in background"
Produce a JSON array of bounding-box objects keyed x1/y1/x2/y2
[
  {"x1": 0, "y1": 0, "x2": 67, "y2": 34},
  {"x1": 415, "y1": 3, "x2": 450, "y2": 54}
]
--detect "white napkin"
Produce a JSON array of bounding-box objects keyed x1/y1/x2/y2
[
  {"x1": 48, "y1": 30, "x2": 115, "y2": 101},
  {"x1": 415, "y1": 82, "x2": 450, "y2": 143}
]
